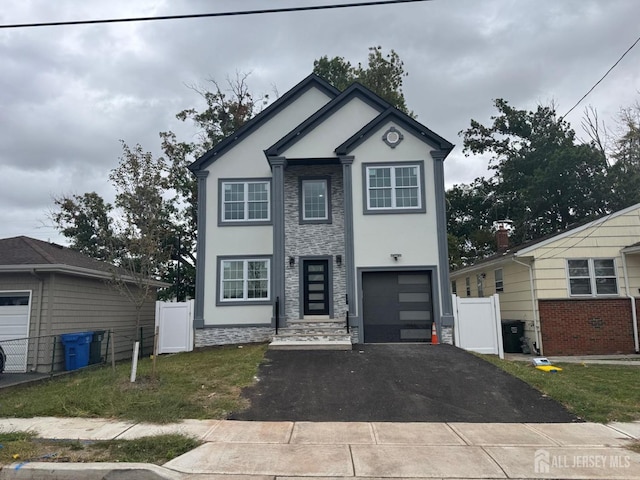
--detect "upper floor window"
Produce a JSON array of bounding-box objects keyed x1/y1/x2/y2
[
  {"x1": 363, "y1": 162, "x2": 426, "y2": 214},
  {"x1": 300, "y1": 177, "x2": 331, "y2": 224},
  {"x1": 219, "y1": 179, "x2": 270, "y2": 225},
  {"x1": 495, "y1": 268, "x2": 504, "y2": 292},
  {"x1": 567, "y1": 259, "x2": 618, "y2": 296}
]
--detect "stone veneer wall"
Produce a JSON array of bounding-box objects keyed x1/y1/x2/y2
[
  {"x1": 440, "y1": 326, "x2": 454, "y2": 345},
  {"x1": 195, "y1": 327, "x2": 274, "y2": 347},
  {"x1": 283, "y1": 165, "x2": 347, "y2": 322}
]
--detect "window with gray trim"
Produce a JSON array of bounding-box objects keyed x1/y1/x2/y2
[
  {"x1": 220, "y1": 258, "x2": 270, "y2": 302},
  {"x1": 301, "y1": 179, "x2": 329, "y2": 222},
  {"x1": 363, "y1": 162, "x2": 425, "y2": 214},
  {"x1": 495, "y1": 268, "x2": 504, "y2": 292},
  {"x1": 567, "y1": 258, "x2": 617, "y2": 296},
  {"x1": 221, "y1": 180, "x2": 270, "y2": 223}
]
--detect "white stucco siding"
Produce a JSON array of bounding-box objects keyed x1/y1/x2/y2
[
  {"x1": 200, "y1": 85, "x2": 333, "y2": 327},
  {"x1": 522, "y1": 207, "x2": 640, "y2": 299},
  {"x1": 282, "y1": 97, "x2": 381, "y2": 158},
  {"x1": 350, "y1": 122, "x2": 440, "y2": 268}
]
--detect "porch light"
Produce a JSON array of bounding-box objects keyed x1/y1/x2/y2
[
  {"x1": 289, "y1": 256, "x2": 295, "y2": 267},
  {"x1": 336, "y1": 255, "x2": 342, "y2": 266}
]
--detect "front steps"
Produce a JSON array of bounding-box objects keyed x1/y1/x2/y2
[{"x1": 269, "y1": 318, "x2": 353, "y2": 350}]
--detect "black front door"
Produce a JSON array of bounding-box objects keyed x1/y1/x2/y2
[{"x1": 303, "y1": 259, "x2": 330, "y2": 315}]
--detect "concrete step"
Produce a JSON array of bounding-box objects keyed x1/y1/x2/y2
[
  {"x1": 278, "y1": 327, "x2": 349, "y2": 335},
  {"x1": 269, "y1": 339, "x2": 353, "y2": 350}
]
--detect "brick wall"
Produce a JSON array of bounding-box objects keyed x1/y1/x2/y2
[{"x1": 539, "y1": 298, "x2": 639, "y2": 355}]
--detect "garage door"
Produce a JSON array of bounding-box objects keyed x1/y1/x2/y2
[
  {"x1": 362, "y1": 271, "x2": 433, "y2": 343},
  {"x1": 0, "y1": 292, "x2": 30, "y2": 373}
]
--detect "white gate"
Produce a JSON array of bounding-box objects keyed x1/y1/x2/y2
[
  {"x1": 452, "y1": 294, "x2": 503, "y2": 358},
  {"x1": 155, "y1": 300, "x2": 194, "y2": 354}
]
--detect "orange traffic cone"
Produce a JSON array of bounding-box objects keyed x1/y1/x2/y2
[{"x1": 431, "y1": 323, "x2": 439, "y2": 344}]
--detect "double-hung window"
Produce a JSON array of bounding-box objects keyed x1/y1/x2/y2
[
  {"x1": 220, "y1": 258, "x2": 270, "y2": 303},
  {"x1": 465, "y1": 277, "x2": 471, "y2": 297},
  {"x1": 364, "y1": 162, "x2": 425, "y2": 213},
  {"x1": 220, "y1": 180, "x2": 270, "y2": 224},
  {"x1": 567, "y1": 259, "x2": 618, "y2": 296},
  {"x1": 495, "y1": 268, "x2": 504, "y2": 292},
  {"x1": 300, "y1": 178, "x2": 331, "y2": 223}
]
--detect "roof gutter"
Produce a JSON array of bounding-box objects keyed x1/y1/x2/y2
[
  {"x1": 511, "y1": 257, "x2": 543, "y2": 355},
  {"x1": 621, "y1": 251, "x2": 640, "y2": 353}
]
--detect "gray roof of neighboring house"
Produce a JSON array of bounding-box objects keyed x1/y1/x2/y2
[{"x1": 0, "y1": 236, "x2": 166, "y2": 286}]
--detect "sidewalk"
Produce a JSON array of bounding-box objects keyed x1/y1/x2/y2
[{"x1": 1, "y1": 417, "x2": 640, "y2": 479}]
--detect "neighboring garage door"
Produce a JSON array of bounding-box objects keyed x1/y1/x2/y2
[
  {"x1": 0, "y1": 292, "x2": 30, "y2": 373},
  {"x1": 362, "y1": 271, "x2": 433, "y2": 343}
]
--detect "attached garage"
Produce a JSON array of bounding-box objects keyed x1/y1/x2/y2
[
  {"x1": 0, "y1": 292, "x2": 30, "y2": 372},
  {"x1": 361, "y1": 270, "x2": 434, "y2": 343}
]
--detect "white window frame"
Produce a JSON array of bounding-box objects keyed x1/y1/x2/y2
[
  {"x1": 364, "y1": 163, "x2": 425, "y2": 213},
  {"x1": 301, "y1": 178, "x2": 329, "y2": 222},
  {"x1": 219, "y1": 258, "x2": 271, "y2": 303},
  {"x1": 220, "y1": 180, "x2": 270, "y2": 224},
  {"x1": 495, "y1": 268, "x2": 504, "y2": 292},
  {"x1": 566, "y1": 258, "x2": 618, "y2": 297}
]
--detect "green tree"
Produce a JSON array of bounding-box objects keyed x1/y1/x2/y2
[
  {"x1": 459, "y1": 99, "x2": 611, "y2": 245},
  {"x1": 313, "y1": 46, "x2": 411, "y2": 114},
  {"x1": 608, "y1": 102, "x2": 640, "y2": 210}
]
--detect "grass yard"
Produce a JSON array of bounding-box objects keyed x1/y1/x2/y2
[
  {"x1": 0, "y1": 344, "x2": 267, "y2": 423},
  {"x1": 481, "y1": 355, "x2": 640, "y2": 423},
  {"x1": 0, "y1": 431, "x2": 199, "y2": 465}
]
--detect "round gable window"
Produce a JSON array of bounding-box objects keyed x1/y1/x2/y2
[{"x1": 382, "y1": 126, "x2": 404, "y2": 148}]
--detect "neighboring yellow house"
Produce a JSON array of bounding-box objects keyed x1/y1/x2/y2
[{"x1": 450, "y1": 203, "x2": 640, "y2": 356}]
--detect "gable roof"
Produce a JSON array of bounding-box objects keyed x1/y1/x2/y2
[
  {"x1": 335, "y1": 107, "x2": 454, "y2": 155},
  {"x1": 265, "y1": 82, "x2": 391, "y2": 157},
  {"x1": 0, "y1": 236, "x2": 166, "y2": 286},
  {"x1": 450, "y1": 202, "x2": 640, "y2": 275},
  {"x1": 188, "y1": 73, "x2": 340, "y2": 172}
]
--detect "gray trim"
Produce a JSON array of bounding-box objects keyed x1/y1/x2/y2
[
  {"x1": 298, "y1": 255, "x2": 334, "y2": 318},
  {"x1": 336, "y1": 107, "x2": 454, "y2": 155},
  {"x1": 361, "y1": 161, "x2": 427, "y2": 215},
  {"x1": 298, "y1": 176, "x2": 332, "y2": 225},
  {"x1": 340, "y1": 156, "x2": 356, "y2": 316},
  {"x1": 215, "y1": 255, "x2": 273, "y2": 306},
  {"x1": 193, "y1": 170, "x2": 209, "y2": 329},
  {"x1": 198, "y1": 323, "x2": 272, "y2": 329},
  {"x1": 431, "y1": 150, "x2": 454, "y2": 331},
  {"x1": 189, "y1": 74, "x2": 339, "y2": 172},
  {"x1": 270, "y1": 157, "x2": 287, "y2": 326},
  {"x1": 266, "y1": 83, "x2": 390, "y2": 157},
  {"x1": 382, "y1": 126, "x2": 404, "y2": 149},
  {"x1": 357, "y1": 266, "x2": 441, "y2": 344},
  {"x1": 217, "y1": 177, "x2": 273, "y2": 227}
]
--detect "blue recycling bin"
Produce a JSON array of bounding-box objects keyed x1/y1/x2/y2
[{"x1": 60, "y1": 332, "x2": 93, "y2": 371}]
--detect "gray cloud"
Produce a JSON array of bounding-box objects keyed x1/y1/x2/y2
[{"x1": 1, "y1": 0, "x2": 639, "y2": 243}]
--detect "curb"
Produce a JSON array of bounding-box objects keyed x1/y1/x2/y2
[{"x1": 0, "y1": 462, "x2": 183, "y2": 480}]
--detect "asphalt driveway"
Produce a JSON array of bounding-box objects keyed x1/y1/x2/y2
[{"x1": 230, "y1": 344, "x2": 579, "y2": 423}]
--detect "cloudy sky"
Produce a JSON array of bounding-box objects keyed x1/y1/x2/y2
[{"x1": 1, "y1": 0, "x2": 639, "y2": 243}]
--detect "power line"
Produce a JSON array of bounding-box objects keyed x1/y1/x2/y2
[
  {"x1": 0, "y1": 0, "x2": 433, "y2": 29},
  {"x1": 562, "y1": 32, "x2": 640, "y2": 118}
]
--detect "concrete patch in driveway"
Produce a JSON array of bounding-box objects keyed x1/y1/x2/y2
[{"x1": 230, "y1": 344, "x2": 579, "y2": 422}]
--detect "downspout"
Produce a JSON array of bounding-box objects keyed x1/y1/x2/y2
[
  {"x1": 29, "y1": 269, "x2": 45, "y2": 371},
  {"x1": 621, "y1": 251, "x2": 640, "y2": 353},
  {"x1": 512, "y1": 257, "x2": 543, "y2": 355}
]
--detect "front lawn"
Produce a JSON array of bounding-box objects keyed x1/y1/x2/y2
[
  {"x1": 481, "y1": 355, "x2": 640, "y2": 423},
  {"x1": 0, "y1": 344, "x2": 267, "y2": 423}
]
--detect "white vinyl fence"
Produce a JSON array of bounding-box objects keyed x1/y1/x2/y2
[
  {"x1": 452, "y1": 294, "x2": 504, "y2": 358},
  {"x1": 155, "y1": 300, "x2": 194, "y2": 354}
]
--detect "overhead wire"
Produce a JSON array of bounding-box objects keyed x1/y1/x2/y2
[
  {"x1": 0, "y1": 0, "x2": 433, "y2": 29},
  {"x1": 562, "y1": 32, "x2": 640, "y2": 118}
]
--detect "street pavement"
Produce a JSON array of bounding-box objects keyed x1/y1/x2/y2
[{"x1": 1, "y1": 417, "x2": 639, "y2": 479}]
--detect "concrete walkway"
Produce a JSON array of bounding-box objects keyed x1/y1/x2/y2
[{"x1": 1, "y1": 417, "x2": 640, "y2": 479}]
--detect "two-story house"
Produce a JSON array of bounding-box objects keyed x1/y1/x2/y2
[{"x1": 188, "y1": 73, "x2": 454, "y2": 349}]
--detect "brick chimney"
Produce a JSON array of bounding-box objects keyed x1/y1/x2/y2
[{"x1": 496, "y1": 227, "x2": 509, "y2": 253}]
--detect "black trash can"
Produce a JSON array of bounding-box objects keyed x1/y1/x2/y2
[
  {"x1": 89, "y1": 330, "x2": 106, "y2": 365},
  {"x1": 501, "y1": 320, "x2": 525, "y2": 353}
]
